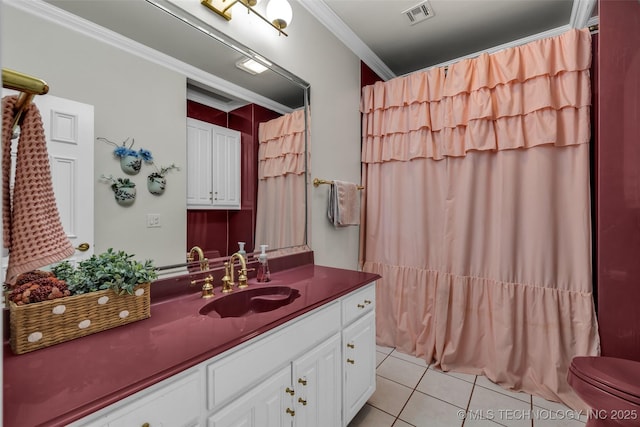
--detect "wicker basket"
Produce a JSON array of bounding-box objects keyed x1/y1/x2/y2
[{"x1": 9, "y1": 282, "x2": 150, "y2": 354}]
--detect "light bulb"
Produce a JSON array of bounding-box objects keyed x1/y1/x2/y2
[{"x1": 266, "y1": 0, "x2": 292, "y2": 30}]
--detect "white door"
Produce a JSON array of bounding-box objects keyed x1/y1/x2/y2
[{"x1": 2, "y1": 91, "x2": 94, "y2": 278}]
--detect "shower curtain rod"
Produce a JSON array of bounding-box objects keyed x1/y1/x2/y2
[
  {"x1": 419, "y1": 23, "x2": 600, "y2": 77},
  {"x1": 2, "y1": 68, "x2": 50, "y2": 130}
]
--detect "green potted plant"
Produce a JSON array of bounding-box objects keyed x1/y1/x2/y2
[
  {"x1": 52, "y1": 248, "x2": 157, "y2": 296},
  {"x1": 8, "y1": 249, "x2": 157, "y2": 354}
]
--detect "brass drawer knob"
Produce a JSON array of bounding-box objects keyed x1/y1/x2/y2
[
  {"x1": 285, "y1": 387, "x2": 295, "y2": 395},
  {"x1": 142, "y1": 423, "x2": 150, "y2": 427},
  {"x1": 347, "y1": 343, "x2": 355, "y2": 349},
  {"x1": 286, "y1": 408, "x2": 296, "y2": 416},
  {"x1": 357, "y1": 303, "x2": 365, "y2": 309},
  {"x1": 347, "y1": 358, "x2": 355, "y2": 364},
  {"x1": 298, "y1": 397, "x2": 307, "y2": 406},
  {"x1": 364, "y1": 299, "x2": 372, "y2": 304},
  {"x1": 298, "y1": 378, "x2": 307, "y2": 386}
]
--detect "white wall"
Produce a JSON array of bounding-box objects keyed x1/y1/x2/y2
[
  {"x1": 2, "y1": 4, "x2": 187, "y2": 267},
  {"x1": 168, "y1": 0, "x2": 364, "y2": 269},
  {"x1": 2, "y1": 0, "x2": 363, "y2": 270}
]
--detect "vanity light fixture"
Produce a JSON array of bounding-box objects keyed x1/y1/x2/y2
[
  {"x1": 236, "y1": 57, "x2": 269, "y2": 74},
  {"x1": 201, "y1": 0, "x2": 293, "y2": 36}
]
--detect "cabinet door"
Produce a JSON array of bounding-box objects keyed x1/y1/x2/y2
[
  {"x1": 186, "y1": 118, "x2": 241, "y2": 210},
  {"x1": 211, "y1": 127, "x2": 241, "y2": 209},
  {"x1": 187, "y1": 118, "x2": 214, "y2": 206},
  {"x1": 342, "y1": 311, "x2": 376, "y2": 426},
  {"x1": 208, "y1": 366, "x2": 293, "y2": 427},
  {"x1": 292, "y1": 333, "x2": 341, "y2": 427}
]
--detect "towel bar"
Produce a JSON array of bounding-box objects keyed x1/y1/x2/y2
[{"x1": 313, "y1": 178, "x2": 364, "y2": 190}]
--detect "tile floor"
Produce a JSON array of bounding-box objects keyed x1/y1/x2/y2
[{"x1": 348, "y1": 345, "x2": 588, "y2": 427}]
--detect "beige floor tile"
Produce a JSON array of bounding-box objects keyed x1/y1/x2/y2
[
  {"x1": 430, "y1": 365, "x2": 478, "y2": 384},
  {"x1": 399, "y1": 391, "x2": 465, "y2": 427},
  {"x1": 348, "y1": 404, "x2": 396, "y2": 427},
  {"x1": 416, "y1": 369, "x2": 474, "y2": 409},
  {"x1": 376, "y1": 344, "x2": 395, "y2": 355},
  {"x1": 377, "y1": 351, "x2": 389, "y2": 367},
  {"x1": 377, "y1": 356, "x2": 427, "y2": 389},
  {"x1": 390, "y1": 349, "x2": 430, "y2": 368},
  {"x1": 392, "y1": 419, "x2": 415, "y2": 427},
  {"x1": 468, "y1": 386, "x2": 532, "y2": 427},
  {"x1": 532, "y1": 396, "x2": 587, "y2": 424},
  {"x1": 368, "y1": 375, "x2": 414, "y2": 416},
  {"x1": 475, "y1": 376, "x2": 532, "y2": 404},
  {"x1": 463, "y1": 416, "x2": 507, "y2": 427},
  {"x1": 532, "y1": 411, "x2": 586, "y2": 427}
]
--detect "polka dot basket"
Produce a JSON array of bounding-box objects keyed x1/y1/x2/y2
[{"x1": 9, "y1": 282, "x2": 150, "y2": 354}]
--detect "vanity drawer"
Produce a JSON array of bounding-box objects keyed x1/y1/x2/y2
[
  {"x1": 342, "y1": 282, "x2": 375, "y2": 326},
  {"x1": 205, "y1": 301, "x2": 341, "y2": 411},
  {"x1": 107, "y1": 371, "x2": 200, "y2": 427}
]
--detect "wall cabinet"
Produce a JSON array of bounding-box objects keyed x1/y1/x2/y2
[
  {"x1": 187, "y1": 118, "x2": 241, "y2": 210},
  {"x1": 71, "y1": 282, "x2": 376, "y2": 427}
]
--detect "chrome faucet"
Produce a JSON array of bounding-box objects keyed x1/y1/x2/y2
[
  {"x1": 221, "y1": 252, "x2": 248, "y2": 293},
  {"x1": 188, "y1": 246, "x2": 209, "y2": 271}
]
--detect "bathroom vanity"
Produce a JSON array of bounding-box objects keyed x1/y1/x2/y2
[{"x1": 2, "y1": 261, "x2": 379, "y2": 427}]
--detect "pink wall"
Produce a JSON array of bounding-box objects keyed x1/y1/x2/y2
[{"x1": 596, "y1": 0, "x2": 640, "y2": 360}]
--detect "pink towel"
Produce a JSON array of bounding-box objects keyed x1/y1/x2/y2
[
  {"x1": 2, "y1": 95, "x2": 75, "y2": 286},
  {"x1": 328, "y1": 180, "x2": 360, "y2": 227}
]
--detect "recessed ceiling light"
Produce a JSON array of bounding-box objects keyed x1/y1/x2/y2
[{"x1": 236, "y1": 58, "x2": 268, "y2": 75}]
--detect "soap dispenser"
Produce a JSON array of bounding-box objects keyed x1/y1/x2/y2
[
  {"x1": 237, "y1": 241, "x2": 246, "y2": 259},
  {"x1": 257, "y1": 244, "x2": 271, "y2": 283}
]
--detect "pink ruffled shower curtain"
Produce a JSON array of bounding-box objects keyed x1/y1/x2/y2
[
  {"x1": 360, "y1": 28, "x2": 600, "y2": 409},
  {"x1": 255, "y1": 108, "x2": 307, "y2": 249}
]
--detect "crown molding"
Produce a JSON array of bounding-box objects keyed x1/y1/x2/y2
[
  {"x1": 297, "y1": 0, "x2": 396, "y2": 81},
  {"x1": 5, "y1": 0, "x2": 293, "y2": 115}
]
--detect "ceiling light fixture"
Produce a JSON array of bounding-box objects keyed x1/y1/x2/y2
[
  {"x1": 201, "y1": 0, "x2": 293, "y2": 36},
  {"x1": 236, "y1": 58, "x2": 269, "y2": 74}
]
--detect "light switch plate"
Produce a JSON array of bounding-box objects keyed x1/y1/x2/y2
[{"x1": 146, "y1": 213, "x2": 161, "y2": 228}]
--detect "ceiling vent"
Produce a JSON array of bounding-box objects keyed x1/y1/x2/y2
[{"x1": 402, "y1": 1, "x2": 435, "y2": 25}]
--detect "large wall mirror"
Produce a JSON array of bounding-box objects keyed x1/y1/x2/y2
[{"x1": 6, "y1": 0, "x2": 310, "y2": 270}]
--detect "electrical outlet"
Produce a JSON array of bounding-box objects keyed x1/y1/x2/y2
[{"x1": 146, "y1": 213, "x2": 161, "y2": 228}]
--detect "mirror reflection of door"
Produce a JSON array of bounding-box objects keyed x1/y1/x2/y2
[{"x1": 2, "y1": 92, "x2": 94, "y2": 279}]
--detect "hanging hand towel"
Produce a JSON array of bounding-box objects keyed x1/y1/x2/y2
[
  {"x1": 328, "y1": 180, "x2": 360, "y2": 227},
  {"x1": 2, "y1": 95, "x2": 75, "y2": 285}
]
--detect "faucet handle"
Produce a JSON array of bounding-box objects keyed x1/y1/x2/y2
[
  {"x1": 201, "y1": 275, "x2": 214, "y2": 299},
  {"x1": 221, "y1": 262, "x2": 234, "y2": 293},
  {"x1": 236, "y1": 267, "x2": 255, "y2": 289}
]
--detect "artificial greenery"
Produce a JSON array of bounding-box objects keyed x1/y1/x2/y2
[
  {"x1": 101, "y1": 175, "x2": 136, "y2": 190},
  {"x1": 52, "y1": 249, "x2": 157, "y2": 296}
]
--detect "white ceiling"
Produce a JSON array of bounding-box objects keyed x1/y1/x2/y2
[
  {"x1": 303, "y1": 0, "x2": 599, "y2": 79},
  {"x1": 40, "y1": 0, "x2": 599, "y2": 108}
]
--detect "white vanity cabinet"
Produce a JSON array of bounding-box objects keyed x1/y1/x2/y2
[
  {"x1": 71, "y1": 370, "x2": 201, "y2": 427},
  {"x1": 291, "y1": 333, "x2": 342, "y2": 427},
  {"x1": 70, "y1": 282, "x2": 376, "y2": 427},
  {"x1": 187, "y1": 118, "x2": 241, "y2": 210},
  {"x1": 207, "y1": 365, "x2": 292, "y2": 427},
  {"x1": 341, "y1": 284, "x2": 376, "y2": 426}
]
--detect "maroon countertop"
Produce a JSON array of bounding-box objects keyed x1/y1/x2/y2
[{"x1": 3, "y1": 263, "x2": 379, "y2": 427}]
